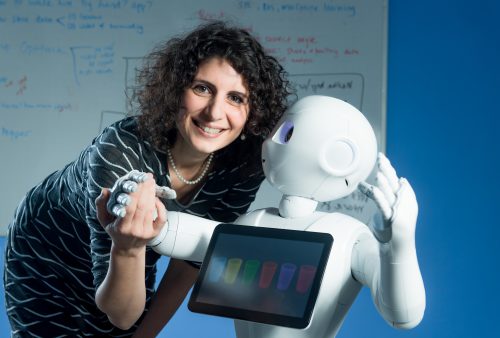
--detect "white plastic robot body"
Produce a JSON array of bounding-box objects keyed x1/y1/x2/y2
[
  {"x1": 112, "y1": 95, "x2": 425, "y2": 336},
  {"x1": 263, "y1": 95, "x2": 377, "y2": 204},
  {"x1": 149, "y1": 203, "x2": 424, "y2": 337},
  {"x1": 148, "y1": 207, "x2": 370, "y2": 337},
  {"x1": 233, "y1": 209, "x2": 371, "y2": 338},
  {"x1": 148, "y1": 211, "x2": 219, "y2": 263},
  {"x1": 351, "y1": 232, "x2": 425, "y2": 329},
  {"x1": 258, "y1": 96, "x2": 424, "y2": 335}
]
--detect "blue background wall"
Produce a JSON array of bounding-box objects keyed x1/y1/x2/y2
[{"x1": 1, "y1": 0, "x2": 499, "y2": 337}]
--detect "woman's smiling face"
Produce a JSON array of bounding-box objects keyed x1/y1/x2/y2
[{"x1": 175, "y1": 57, "x2": 250, "y2": 156}]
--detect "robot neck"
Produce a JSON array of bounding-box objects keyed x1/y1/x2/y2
[{"x1": 279, "y1": 195, "x2": 318, "y2": 218}]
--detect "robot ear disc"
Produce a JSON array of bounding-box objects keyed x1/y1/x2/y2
[{"x1": 319, "y1": 138, "x2": 359, "y2": 176}]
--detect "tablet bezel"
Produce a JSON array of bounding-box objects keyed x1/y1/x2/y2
[{"x1": 188, "y1": 223, "x2": 333, "y2": 329}]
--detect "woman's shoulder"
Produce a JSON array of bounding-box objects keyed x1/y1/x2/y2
[
  {"x1": 95, "y1": 116, "x2": 148, "y2": 151},
  {"x1": 90, "y1": 116, "x2": 166, "y2": 170},
  {"x1": 102, "y1": 116, "x2": 139, "y2": 139}
]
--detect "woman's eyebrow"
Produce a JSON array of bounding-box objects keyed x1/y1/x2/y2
[
  {"x1": 192, "y1": 78, "x2": 212, "y2": 86},
  {"x1": 193, "y1": 78, "x2": 248, "y2": 98},
  {"x1": 230, "y1": 89, "x2": 249, "y2": 98}
]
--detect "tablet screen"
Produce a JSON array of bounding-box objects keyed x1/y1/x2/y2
[{"x1": 188, "y1": 223, "x2": 333, "y2": 329}]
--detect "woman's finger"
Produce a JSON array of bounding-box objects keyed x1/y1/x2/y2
[
  {"x1": 153, "y1": 198, "x2": 167, "y2": 232},
  {"x1": 95, "y1": 188, "x2": 115, "y2": 226}
]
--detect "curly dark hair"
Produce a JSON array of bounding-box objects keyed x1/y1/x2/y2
[{"x1": 135, "y1": 20, "x2": 293, "y2": 173}]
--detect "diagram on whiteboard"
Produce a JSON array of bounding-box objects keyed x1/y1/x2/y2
[{"x1": 0, "y1": 0, "x2": 387, "y2": 233}]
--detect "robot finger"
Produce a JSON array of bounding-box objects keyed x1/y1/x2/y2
[
  {"x1": 111, "y1": 204, "x2": 127, "y2": 218},
  {"x1": 116, "y1": 193, "x2": 131, "y2": 206},
  {"x1": 359, "y1": 182, "x2": 393, "y2": 220},
  {"x1": 376, "y1": 171, "x2": 396, "y2": 206},
  {"x1": 377, "y1": 153, "x2": 399, "y2": 192},
  {"x1": 128, "y1": 170, "x2": 149, "y2": 183},
  {"x1": 121, "y1": 180, "x2": 138, "y2": 193},
  {"x1": 155, "y1": 186, "x2": 177, "y2": 200},
  {"x1": 358, "y1": 181, "x2": 375, "y2": 199}
]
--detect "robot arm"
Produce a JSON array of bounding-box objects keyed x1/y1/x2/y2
[
  {"x1": 352, "y1": 153, "x2": 426, "y2": 329},
  {"x1": 148, "y1": 211, "x2": 219, "y2": 262}
]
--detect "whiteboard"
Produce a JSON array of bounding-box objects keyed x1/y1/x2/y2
[{"x1": 0, "y1": 0, "x2": 388, "y2": 235}]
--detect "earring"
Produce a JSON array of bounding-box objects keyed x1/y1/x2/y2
[{"x1": 240, "y1": 133, "x2": 246, "y2": 141}]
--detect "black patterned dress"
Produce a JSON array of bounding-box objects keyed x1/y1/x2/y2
[{"x1": 3, "y1": 117, "x2": 264, "y2": 337}]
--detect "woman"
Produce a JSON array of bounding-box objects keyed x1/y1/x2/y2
[{"x1": 4, "y1": 20, "x2": 292, "y2": 337}]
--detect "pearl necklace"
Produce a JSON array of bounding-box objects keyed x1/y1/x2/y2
[{"x1": 167, "y1": 148, "x2": 213, "y2": 185}]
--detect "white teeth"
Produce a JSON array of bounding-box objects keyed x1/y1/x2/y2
[{"x1": 202, "y1": 126, "x2": 221, "y2": 134}]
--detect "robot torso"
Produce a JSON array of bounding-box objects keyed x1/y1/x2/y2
[{"x1": 233, "y1": 208, "x2": 374, "y2": 338}]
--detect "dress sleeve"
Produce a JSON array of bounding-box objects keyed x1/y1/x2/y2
[
  {"x1": 204, "y1": 170, "x2": 266, "y2": 223},
  {"x1": 83, "y1": 121, "x2": 146, "y2": 289}
]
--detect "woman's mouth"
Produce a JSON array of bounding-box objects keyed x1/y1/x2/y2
[{"x1": 194, "y1": 120, "x2": 223, "y2": 135}]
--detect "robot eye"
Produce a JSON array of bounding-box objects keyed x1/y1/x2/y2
[
  {"x1": 272, "y1": 121, "x2": 294, "y2": 144},
  {"x1": 284, "y1": 126, "x2": 294, "y2": 143}
]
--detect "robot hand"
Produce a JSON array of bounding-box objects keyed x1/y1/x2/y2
[
  {"x1": 358, "y1": 153, "x2": 418, "y2": 244},
  {"x1": 106, "y1": 169, "x2": 177, "y2": 218}
]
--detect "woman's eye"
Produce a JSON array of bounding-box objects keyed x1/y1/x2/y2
[
  {"x1": 228, "y1": 94, "x2": 244, "y2": 105},
  {"x1": 193, "y1": 84, "x2": 210, "y2": 95}
]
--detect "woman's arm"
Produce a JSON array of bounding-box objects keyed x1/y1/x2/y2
[
  {"x1": 95, "y1": 242, "x2": 148, "y2": 330},
  {"x1": 94, "y1": 176, "x2": 167, "y2": 330},
  {"x1": 84, "y1": 119, "x2": 170, "y2": 330},
  {"x1": 132, "y1": 259, "x2": 199, "y2": 338}
]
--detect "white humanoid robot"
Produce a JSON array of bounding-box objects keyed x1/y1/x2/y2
[{"x1": 108, "y1": 95, "x2": 426, "y2": 337}]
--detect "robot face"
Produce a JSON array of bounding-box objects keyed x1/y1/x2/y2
[{"x1": 262, "y1": 95, "x2": 377, "y2": 202}]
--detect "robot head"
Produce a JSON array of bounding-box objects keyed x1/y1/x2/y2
[{"x1": 262, "y1": 95, "x2": 377, "y2": 202}]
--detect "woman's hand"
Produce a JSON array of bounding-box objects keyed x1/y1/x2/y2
[{"x1": 96, "y1": 172, "x2": 167, "y2": 256}]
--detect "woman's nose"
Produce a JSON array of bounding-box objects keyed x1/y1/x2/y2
[{"x1": 204, "y1": 96, "x2": 225, "y2": 121}]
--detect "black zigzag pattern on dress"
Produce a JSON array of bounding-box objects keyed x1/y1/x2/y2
[{"x1": 4, "y1": 117, "x2": 264, "y2": 336}]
